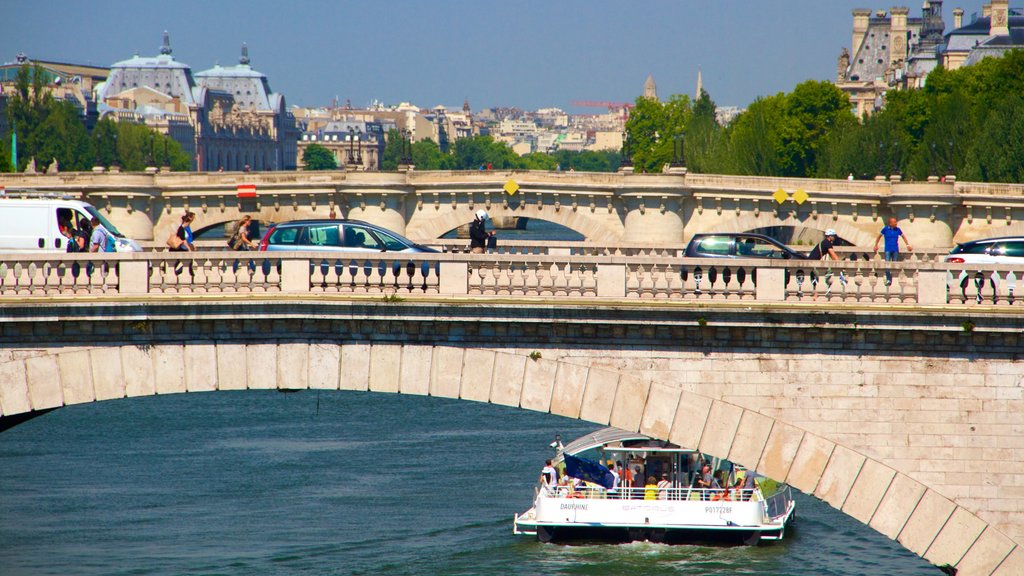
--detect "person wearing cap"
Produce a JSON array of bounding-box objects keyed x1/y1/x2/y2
[
  {"x1": 469, "y1": 209, "x2": 491, "y2": 254},
  {"x1": 807, "y1": 229, "x2": 840, "y2": 261},
  {"x1": 657, "y1": 472, "x2": 671, "y2": 500},
  {"x1": 807, "y1": 229, "x2": 844, "y2": 299}
]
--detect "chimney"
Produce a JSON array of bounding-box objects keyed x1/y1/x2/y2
[
  {"x1": 953, "y1": 7, "x2": 964, "y2": 29},
  {"x1": 852, "y1": 9, "x2": 872, "y2": 56},
  {"x1": 990, "y1": 0, "x2": 1009, "y2": 36},
  {"x1": 890, "y1": 7, "x2": 910, "y2": 67},
  {"x1": 982, "y1": 3, "x2": 991, "y2": 18}
]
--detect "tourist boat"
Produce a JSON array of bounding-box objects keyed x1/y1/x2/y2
[{"x1": 513, "y1": 428, "x2": 796, "y2": 545}]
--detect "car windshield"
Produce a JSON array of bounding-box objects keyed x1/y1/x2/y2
[
  {"x1": 694, "y1": 236, "x2": 732, "y2": 255},
  {"x1": 83, "y1": 205, "x2": 123, "y2": 237},
  {"x1": 950, "y1": 242, "x2": 994, "y2": 255},
  {"x1": 373, "y1": 229, "x2": 412, "y2": 251}
]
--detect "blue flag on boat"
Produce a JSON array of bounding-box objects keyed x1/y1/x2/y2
[{"x1": 563, "y1": 453, "x2": 615, "y2": 489}]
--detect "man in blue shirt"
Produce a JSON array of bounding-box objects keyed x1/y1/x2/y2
[{"x1": 873, "y1": 217, "x2": 912, "y2": 285}]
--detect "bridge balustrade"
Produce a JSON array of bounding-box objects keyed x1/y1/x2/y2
[
  {"x1": 176, "y1": 238, "x2": 949, "y2": 262},
  {"x1": 1, "y1": 252, "x2": 1022, "y2": 307}
]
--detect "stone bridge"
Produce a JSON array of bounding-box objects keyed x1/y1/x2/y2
[
  {"x1": 1, "y1": 252, "x2": 1023, "y2": 575},
  {"x1": 3, "y1": 170, "x2": 1024, "y2": 246}
]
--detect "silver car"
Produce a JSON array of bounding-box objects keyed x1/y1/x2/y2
[{"x1": 258, "y1": 219, "x2": 438, "y2": 253}]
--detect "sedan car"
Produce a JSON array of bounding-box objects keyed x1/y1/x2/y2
[
  {"x1": 944, "y1": 236, "x2": 1024, "y2": 264},
  {"x1": 684, "y1": 233, "x2": 808, "y2": 260},
  {"x1": 258, "y1": 219, "x2": 438, "y2": 253}
]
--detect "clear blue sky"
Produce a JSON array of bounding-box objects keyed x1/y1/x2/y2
[{"x1": 3, "y1": 1, "x2": 991, "y2": 112}]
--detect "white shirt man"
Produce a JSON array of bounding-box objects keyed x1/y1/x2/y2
[{"x1": 540, "y1": 460, "x2": 558, "y2": 488}]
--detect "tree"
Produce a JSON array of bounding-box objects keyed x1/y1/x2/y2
[
  {"x1": 624, "y1": 94, "x2": 691, "y2": 173},
  {"x1": 302, "y1": 143, "x2": 337, "y2": 170},
  {"x1": 381, "y1": 128, "x2": 403, "y2": 170},
  {"x1": 451, "y1": 135, "x2": 520, "y2": 170},
  {"x1": 781, "y1": 80, "x2": 854, "y2": 176},
  {"x1": 728, "y1": 94, "x2": 787, "y2": 176},
  {"x1": 963, "y1": 93, "x2": 1024, "y2": 183},
  {"x1": 686, "y1": 89, "x2": 727, "y2": 173},
  {"x1": 3, "y1": 63, "x2": 94, "y2": 172}
]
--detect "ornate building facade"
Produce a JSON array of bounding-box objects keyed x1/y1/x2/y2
[
  {"x1": 96, "y1": 33, "x2": 297, "y2": 171},
  {"x1": 836, "y1": 1, "x2": 1024, "y2": 117}
]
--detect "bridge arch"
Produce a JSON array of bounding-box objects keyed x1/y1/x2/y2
[
  {"x1": 682, "y1": 211, "x2": 878, "y2": 248},
  {"x1": 406, "y1": 204, "x2": 625, "y2": 242},
  {"x1": 0, "y1": 343, "x2": 1014, "y2": 575}
]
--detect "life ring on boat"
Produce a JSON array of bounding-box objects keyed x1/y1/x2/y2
[
  {"x1": 569, "y1": 491, "x2": 584, "y2": 499},
  {"x1": 712, "y1": 490, "x2": 732, "y2": 502}
]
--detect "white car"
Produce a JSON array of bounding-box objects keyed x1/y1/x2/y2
[{"x1": 944, "y1": 237, "x2": 1024, "y2": 264}]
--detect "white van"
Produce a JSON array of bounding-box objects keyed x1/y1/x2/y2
[{"x1": 0, "y1": 195, "x2": 142, "y2": 253}]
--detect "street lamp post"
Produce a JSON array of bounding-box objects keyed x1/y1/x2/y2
[
  {"x1": 148, "y1": 133, "x2": 156, "y2": 167},
  {"x1": 348, "y1": 127, "x2": 356, "y2": 166},
  {"x1": 355, "y1": 131, "x2": 362, "y2": 167},
  {"x1": 400, "y1": 128, "x2": 413, "y2": 165},
  {"x1": 620, "y1": 131, "x2": 632, "y2": 168},
  {"x1": 671, "y1": 132, "x2": 686, "y2": 167}
]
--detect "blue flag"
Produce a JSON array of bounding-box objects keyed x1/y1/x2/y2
[{"x1": 563, "y1": 454, "x2": 615, "y2": 490}]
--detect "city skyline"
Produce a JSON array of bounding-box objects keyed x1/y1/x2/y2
[{"x1": 5, "y1": 0, "x2": 993, "y2": 112}]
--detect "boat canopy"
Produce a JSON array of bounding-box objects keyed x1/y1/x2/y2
[{"x1": 561, "y1": 427, "x2": 691, "y2": 456}]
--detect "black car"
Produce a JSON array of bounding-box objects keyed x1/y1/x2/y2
[{"x1": 684, "y1": 233, "x2": 808, "y2": 260}]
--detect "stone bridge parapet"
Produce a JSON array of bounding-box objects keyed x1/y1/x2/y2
[{"x1": 3, "y1": 170, "x2": 1024, "y2": 246}]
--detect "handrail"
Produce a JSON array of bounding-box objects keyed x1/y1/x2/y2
[
  {"x1": 540, "y1": 485, "x2": 760, "y2": 501},
  {"x1": 1, "y1": 250, "x2": 1023, "y2": 307}
]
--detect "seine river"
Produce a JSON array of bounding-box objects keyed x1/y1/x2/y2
[{"x1": 0, "y1": 390, "x2": 938, "y2": 575}]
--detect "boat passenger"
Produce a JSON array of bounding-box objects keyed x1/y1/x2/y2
[
  {"x1": 697, "y1": 464, "x2": 720, "y2": 500},
  {"x1": 540, "y1": 459, "x2": 558, "y2": 491},
  {"x1": 607, "y1": 461, "x2": 621, "y2": 499},
  {"x1": 657, "y1": 473, "x2": 671, "y2": 500},
  {"x1": 644, "y1": 476, "x2": 659, "y2": 500}
]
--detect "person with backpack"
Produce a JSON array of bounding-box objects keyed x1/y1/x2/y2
[
  {"x1": 88, "y1": 217, "x2": 116, "y2": 253},
  {"x1": 59, "y1": 219, "x2": 86, "y2": 253}
]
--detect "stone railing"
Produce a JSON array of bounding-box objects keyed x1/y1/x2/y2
[
  {"x1": 1, "y1": 252, "x2": 1021, "y2": 307},
  {"x1": 154, "y1": 239, "x2": 950, "y2": 262}
]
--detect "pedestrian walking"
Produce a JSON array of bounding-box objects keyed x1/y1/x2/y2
[{"x1": 873, "y1": 217, "x2": 912, "y2": 286}]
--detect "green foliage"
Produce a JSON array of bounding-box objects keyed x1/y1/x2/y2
[
  {"x1": 623, "y1": 94, "x2": 691, "y2": 173},
  {"x1": 1, "y1": 63, "x2": 190, "y2": 173},
  {"x1": 381, "y1": 128, "x2": 403, "y2": 170},
  {"x1": 302, "y1": 143, "x2": 338, "y2": 170},
  {"x1": 820, "y1": 50, "x2": 1024, "y2": 182},
  {"x1": 451, "y1": 135, "x2": 520, "y2": 170}
]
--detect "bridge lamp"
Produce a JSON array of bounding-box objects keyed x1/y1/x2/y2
[
  {"x1": 620, "y1": 131, "x2": 632, "y2": 168},
  {"x1": 671, "y1": 132, "x2": 686, "y2": 167},
  {"x1": 348, "y1": 126, "x2": 356, "y2": 165}
]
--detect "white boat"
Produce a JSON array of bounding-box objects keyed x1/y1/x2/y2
[{"x1": 513, "y1": 428, "x2": 796, "y2": 545}]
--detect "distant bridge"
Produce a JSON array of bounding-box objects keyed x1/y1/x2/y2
[
  {"x1": 2, "y1": 169, "x2": 1023, "y2": 247},
  {"x1": 1, "y1": 250, "x2": 1023, "y2": 575}
]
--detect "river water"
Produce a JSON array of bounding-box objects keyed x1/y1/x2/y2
[{"x1": 0, "y1": 390, "x2": 938, "y2": 575}]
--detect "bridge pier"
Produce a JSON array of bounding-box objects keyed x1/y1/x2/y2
[
  {"x1": 340, "y1": 190, "x2": 410, "y2": 236},
  {"x1": 620, "y1": 191, "x2": 685, "y2": 243},
  {"x1": 83, "y1": 190, "x2": 159, "y2": 241}
]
